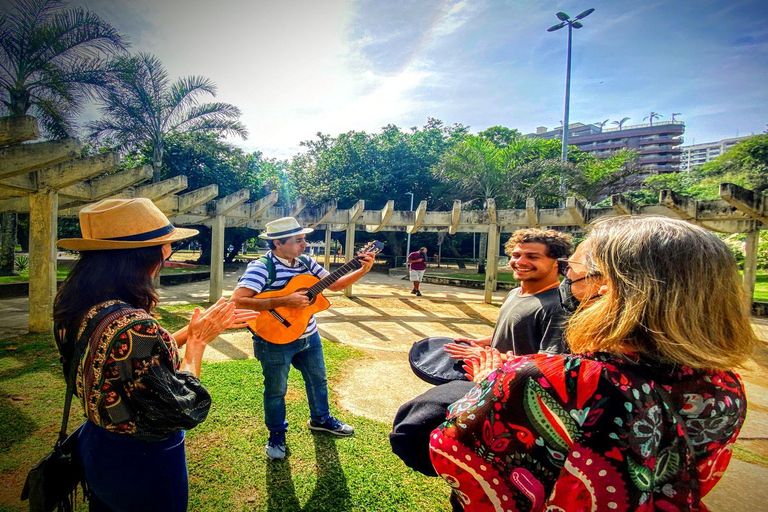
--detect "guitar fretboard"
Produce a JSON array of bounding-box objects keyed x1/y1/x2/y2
[{"x1": 306, "y1": 259, "x2": 363, "y2": 299}]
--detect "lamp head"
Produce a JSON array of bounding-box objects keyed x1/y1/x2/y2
[
  {"x1": 547, "y1": 22, "x2": 566, "y2": 32},
  {"x1": 574, "y1": 8, "x2": 595, "y2": 20}
]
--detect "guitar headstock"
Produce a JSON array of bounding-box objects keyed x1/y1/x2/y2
[{"x1": 358, "y1": 240, "x2": 384, "y2": 256}]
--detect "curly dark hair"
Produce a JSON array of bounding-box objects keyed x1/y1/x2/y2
[{"x1": 504, "y1": 228, "x2": 573, "y2": 260}]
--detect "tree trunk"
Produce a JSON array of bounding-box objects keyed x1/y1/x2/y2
[
  {"x1": 0, "y1": 213, "x2": 18, "y2": 276},
  {"x1": 477, "y1": 232, "x2": 488, "y2": 274},
  {"x1": 152, "y1": 143, "x2": 163, "y2": 183}
]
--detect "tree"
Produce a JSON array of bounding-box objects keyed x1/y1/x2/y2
[
  {"x1": 612, "y1": 117, "x2": 630, "y2": 129},
  {"x1": 478, "y1": 125, "x2": 521, "y2": 147},
  {"x1": 670, "y1": 112, "x2": 682, "y2": 121},
  {"x1": 595, "y1": 119, "x2": 609, "y2": 129},
  {"x1": 89, "y1": 52, "x2": 247, "y2": 182},
  {"x1": 643, "y1": 112, "x2": 661, "y2": 126},
  {"x1": 0, "y1": 0, "x2": 126, "y2": 274}
]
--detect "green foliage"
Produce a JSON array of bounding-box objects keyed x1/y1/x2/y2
[
  {"x1": 477, "y1": 125, "x2": 522, "y2": 147},
  {"x1": 89, "y1": 52, "x2": 248, "y2": 181},
  {"x1": 13, "y1": 255, "x2": 28, "y2": 272},
  {"x1": 698, "y1": 134, "x2": 768, "y2": 194},
  {"x1": 0, "y1": 0, "x2": 127, "y2": 138},
  {"x1": 289, "y1": 118, "x2": 467, "y2": 209}
]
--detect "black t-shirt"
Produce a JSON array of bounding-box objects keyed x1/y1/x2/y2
[{"x1": 490, "y1": 287, "x2": 568, "y2": 355}]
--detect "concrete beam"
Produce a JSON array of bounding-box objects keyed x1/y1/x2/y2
[
  {"x1": 155, "y1": 184, "x2": 218, "y2": 215},
  {"x1": 0, "y1": 196, "x2": 30, "y2": 213},
  {"x1": 526, "y1": 198, "x2": 539, "y2": 227},
  {"x1": 566, "y1": 197, "x2": 587, "y2": 226},
  {"x1": 59, "y1": 166, "x2": 152, "y2": 201},
  {"x1": 487, "y1": 198, "x2": 497, "y2": 225},
  {"x1": 611, "y1": 194, "x2": 641, "y2": 216},
  {"x1": 0, "y1": 115, "x2": 39, "y2": 147},
  {"x1": 347, "y1": 200, "x2": 365, "y2": 223},
  {"x1": 448, "y1": 200, "x2": 462, "y2": 234},
  {"x1": 719, "y1": 182, "x2": 768, "y2": 225},
  {"x1": 134, "y1": 175, "x2": 189, "y2": 201},
  {"x1": 308, "y1": 200, "x2": 338, "y2": 229},
  {"x1": 659, "y1": 189, "x2": 696, "y2": 220},
  {"x1": 228, "y1": 191, "x2": 279, "y2": 228},
  {"x1": 365, "y1": 200, "x2": 394, "y2": 233},
  {"x1": 38, "y1": 153, "x2": 120, "y2": 189},
  {"x1": 407, "y1": 200, "x2": 428, "y2": 234},
  {"x1": 290, "y1": 198, "x2": 305, "y2": 217},
  {"x1": 213, "y1": 188, "x2": 249, "y2": 217},
  {"x1": 0, "y1": 174, "x2": 36, "y2": 194},
  {"x1": 0, "y1": 138, "x2": 81, "y2": 179}
]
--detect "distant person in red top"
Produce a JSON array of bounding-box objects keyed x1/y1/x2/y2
[{"x1": 408, "y1": 247, "x2": 428, "y2": 296}]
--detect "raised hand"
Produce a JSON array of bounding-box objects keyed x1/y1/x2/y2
[
  {"x1": 466, "y1": 348, "x2": 504, "y2": 383},
  {"x1": 444, "y1": 342, "x2": 484, "y2": 361},
  {"x1": 188, "y1": 298, "x2": 236, "y2": 346},
  {"x1": 226, "y1": 309, "x2": 259, "y2": 329},
  {"x1": 357, "y1": 252, "x2": 375, "y2": 272}
]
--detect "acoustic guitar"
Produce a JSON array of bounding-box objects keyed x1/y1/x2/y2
[{"x1": 246, "y1": 240, "x2": 383, "y2": 344}]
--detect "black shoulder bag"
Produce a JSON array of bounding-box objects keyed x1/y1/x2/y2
[{"x1": 21, "y1": 305, "x2": 117, "y2": 512}]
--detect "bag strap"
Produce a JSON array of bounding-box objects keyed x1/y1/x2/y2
[
  {"x1": 258, "y1": 256, "x2": 276, "y2": 289},
  {"x1": 54, "y1": 302, "x2": 127, "y2": 444}
]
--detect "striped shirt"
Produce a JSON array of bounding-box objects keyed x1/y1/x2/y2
[{"x1": 235, "y1": 251, "x2": 330, "y2": 339}]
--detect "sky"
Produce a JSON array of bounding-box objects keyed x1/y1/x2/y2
[{"x1": 71, "y1": 0, "x2": 768, "y2": 159}]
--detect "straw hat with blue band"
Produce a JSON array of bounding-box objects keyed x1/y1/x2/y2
[
  {"x1": 57, "y1": 198, "x2": 199, "y2": 251},
  {"x1": 258, "y1": 217, "x2": 313, "y2": 240}
]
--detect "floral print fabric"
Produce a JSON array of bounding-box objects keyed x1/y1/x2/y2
[
  {"x1": 76, "y1": 301, "x2": 211, "y2": 439},
  {"x1": 429, "y1": 352, "x2": 746, "y2": 511}
]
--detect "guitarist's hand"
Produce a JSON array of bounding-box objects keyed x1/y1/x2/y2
[
  {"x1": 283, "y1": 291, "x2": 311, "y2": 308},
  {"x1": 358, "y1": 252, "x2": 375, "y2": 273}
]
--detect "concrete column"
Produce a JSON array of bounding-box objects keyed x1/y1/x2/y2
[
  {"x1": 744, "y1": 230, "x2": 758, "y2": 307},
  {"x1": 28, "y1": 189, "x2": 58, "y2": 333},
  {"x1": 483, "y1": 223, "x2": 500, "y2": 304},
  {"x1": 344, "y1": 223, "x2": 356, "y2": 298},
  {"x1": 323, "y1": 228, "x2": 332, "y2": 271},
  {"x1": 209, "y1": 215, "x2": 225, "y2": 302}
]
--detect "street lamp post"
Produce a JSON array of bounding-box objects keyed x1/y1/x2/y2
[
  {"x1": 405, "y1": 192, "x2": 414, "y2": 266},
  {"x1": 548, "y1": 8, "x2": 594, "y2": 199}
]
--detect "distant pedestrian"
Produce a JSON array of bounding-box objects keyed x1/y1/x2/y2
[{"x1": 408, "y1": 247, "x2": 428, "y2": 296}]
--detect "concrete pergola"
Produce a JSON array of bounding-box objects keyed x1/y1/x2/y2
[{"x1": 2, "y1": 116, "x2": 765, "y2": 333}]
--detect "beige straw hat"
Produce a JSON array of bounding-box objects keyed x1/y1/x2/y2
[
  {"x1": 57, "y1": 198, "x2": 199, "y2": 251},
  {"x1": 258, "y1": 217, "x2": 313, "y2": 240}
]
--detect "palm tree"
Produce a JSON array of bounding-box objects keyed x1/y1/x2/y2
[
  {"x1": 612, "y1": 117, "x2": 630, "y2": 129},
  {"x1": 595, "y1": 119, "x2": 609, "y2": 129},
  {"x1": 0, "y1": 0, "x2": 127, "y2": 137},
  {"x1": 670, "y1": 112, "x2": 682, "y2": 121},
  {"x1": 643, "y1": 112, "x2": 662, "y2": 126},
  {"x1": 434, "y1": 136, "x2": 553, "y2": 272},
  {"x1": 0, "y1": 0, "x2": 126, "y2": 274},
  {"x1": 89, "y1": 53, "x2": 248, "y2": 182}
]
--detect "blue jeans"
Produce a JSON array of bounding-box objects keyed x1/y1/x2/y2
[
  {"x1": 77, "y1": 421, "x2": 188, "y2": 512},
  {"x1": 253, "y1": 331, "x2": 330, "y2": 433}
]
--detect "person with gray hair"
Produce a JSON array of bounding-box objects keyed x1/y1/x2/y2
[{"x1": 431, "y1": 216, "x2": 757, "y2": 511}]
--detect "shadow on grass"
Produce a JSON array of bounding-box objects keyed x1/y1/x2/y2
[{"x1": 265, "y1": 432, "x2": 351, "y2": 512}]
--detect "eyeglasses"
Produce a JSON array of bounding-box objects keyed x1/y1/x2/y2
[{"x1": 556, "y1": 258, "x2": 601, "y2": 278}]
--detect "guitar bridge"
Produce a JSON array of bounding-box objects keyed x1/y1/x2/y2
[{"x1": 268, "y1": 309, "x2": 291, "y2": 327}]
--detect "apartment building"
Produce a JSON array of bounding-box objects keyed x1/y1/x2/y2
[
  {"x1": 679, "y1": 136, "x2": 751, "y2": 171},
  {"x1": 526, "y1": 121, "x2": 685, "y2": 175}
]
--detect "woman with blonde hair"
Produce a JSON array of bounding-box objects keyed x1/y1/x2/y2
[{"x1": 430, "y1": 216, "x2": 756, "y2": 511}]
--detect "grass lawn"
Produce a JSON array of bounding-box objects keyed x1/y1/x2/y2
[
  {"x1": 0, "y1": 305, "x2": 450, "y2": 512},
  {"x1": 753, "y1": 272, "x2": 768, "y2": 302}
]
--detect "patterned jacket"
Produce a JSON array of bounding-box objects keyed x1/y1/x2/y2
[
  {"x1": 75, "y1": 301, "x2": 211, "y2": 440},
  {"x1": 429, "y1": 352, "x2": 746, "y2": 511}
]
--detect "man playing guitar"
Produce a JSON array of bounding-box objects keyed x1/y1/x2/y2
[{"x1": 231, "y1": 217, "x2": 375, "y2": 460}]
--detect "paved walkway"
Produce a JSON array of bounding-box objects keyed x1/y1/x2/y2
[{"x1": 2, "y1": 272, "x2": 768, "y2": 510}]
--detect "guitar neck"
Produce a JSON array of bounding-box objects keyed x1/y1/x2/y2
[{"x1": 307, "y1": 259, "x2": 363, "y2": 297}]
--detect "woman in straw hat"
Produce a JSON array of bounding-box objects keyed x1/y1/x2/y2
[
  {"x1": 429, "y1": 216, "x2": 757, "y2": 511},
  {"x1": 54, "y1": 198, "x2": 257, "y2": 512}
]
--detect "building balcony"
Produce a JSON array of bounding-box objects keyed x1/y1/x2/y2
[
  {"x1": 639, "y1": 156, "x2": 681, "y2": 165},
  {"x1": 577, "y1": 141, "x2": 628, "y2": 151},
  {"x1": 637, "y1": 136, "x2": 683, "y2": 146}
]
